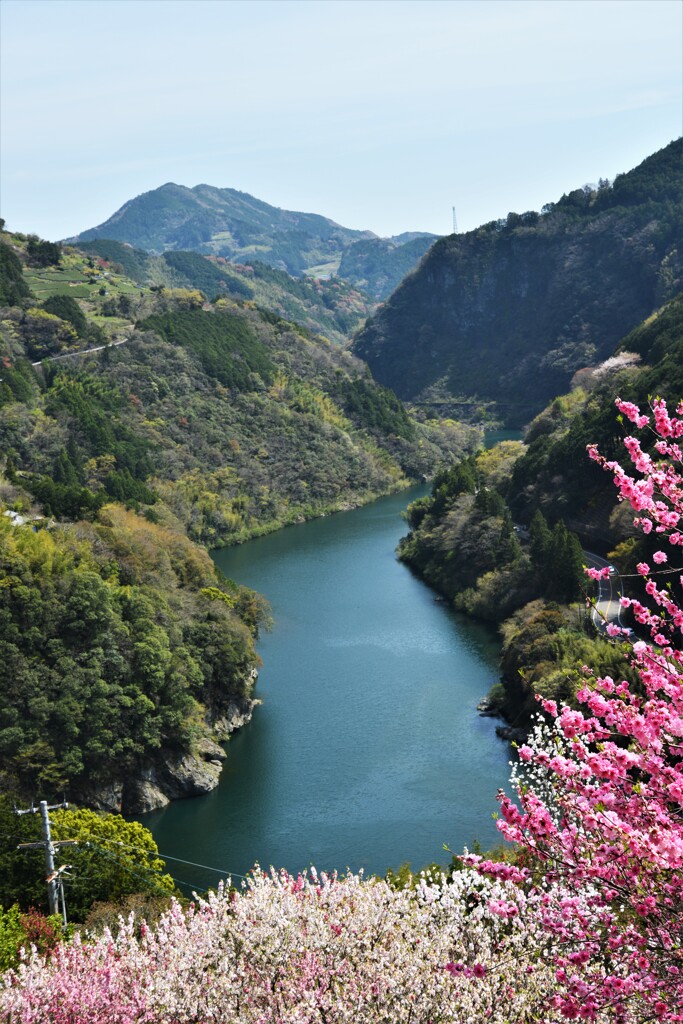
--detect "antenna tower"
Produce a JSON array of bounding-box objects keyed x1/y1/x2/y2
[{"x1": 452, "y1": 207, "x2": 458, "y2": 234}]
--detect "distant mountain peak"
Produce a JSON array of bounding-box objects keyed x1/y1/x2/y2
[{"x1": 66, "y1": 184, "x2": 438, "y2": 296}]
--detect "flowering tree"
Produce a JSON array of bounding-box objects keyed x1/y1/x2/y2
[
  {"x1": 3, "y1": 397, "x2": 683, "y2": 1022},
  {"x1": 472, "y1": 397, "x2": 683, "y2": 1021},
  {"x1": 1, "y1": 866, "x2": 557, "y2": 1022}
]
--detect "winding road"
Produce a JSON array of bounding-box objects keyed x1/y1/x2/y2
[{"x1": 585, "y1": 550, "x2": 624, "y2": 633}]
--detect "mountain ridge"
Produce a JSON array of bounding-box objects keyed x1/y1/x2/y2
[
  {"x1": 67, "y1": 183, "x2": 438, "y2": 296},
  {"x1": 352, "y1": 139, "x2": 683, "y2": 426}
]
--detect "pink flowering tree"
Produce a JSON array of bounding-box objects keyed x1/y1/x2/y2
[
  {"x1": 472, "y1": 397, "x2": 683, "y2": 1021},
  {"x1": 1, "y1": 866, "x2": 558, "y2": 1022}
]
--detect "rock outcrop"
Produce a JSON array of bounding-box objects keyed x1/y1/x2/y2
[{"x1": 79, "y1": 696, "x2": 259, "y2": 814}]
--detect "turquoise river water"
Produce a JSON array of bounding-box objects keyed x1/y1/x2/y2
[{"x1": 141, "y1": 485, "x2": 513, "y2": 893}]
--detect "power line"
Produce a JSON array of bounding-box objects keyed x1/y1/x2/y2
[
  {"x1": 81, "y1": 841, "x2": 208, "y2": 897},
  {"x1": 71, "y1": 833, "x2": 250, "y2": 881}
]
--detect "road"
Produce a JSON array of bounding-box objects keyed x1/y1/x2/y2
[
  {"x1": 584, "y1": 550, "x2": 624, "y2": 634},
  {"x1": 31, "y1": 337, "x2": 129, "y2": 368}
]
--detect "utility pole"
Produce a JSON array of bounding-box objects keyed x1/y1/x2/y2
[{"x1": 15, "y1": 800, "x2": 76, "y2": 919}]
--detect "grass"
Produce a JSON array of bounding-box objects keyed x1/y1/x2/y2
[
  {"x1": 25, "y1": 252, "x2": 144, "y2": 306},
  {"x1": 304, "y1": 259, "x2": 340, "y2": 279}
]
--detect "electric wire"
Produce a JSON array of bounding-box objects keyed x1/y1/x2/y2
[
  {"x1": 71, "y1": 833, "x2": 250, "y2": 881},
  {"x1": 78, "y1": 841, "x2": 206, "y2": 897}
]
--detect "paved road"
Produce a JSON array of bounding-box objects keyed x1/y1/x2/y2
[
  {"x1": 31, "y1": 337, "x2": 128, "y2": 368},
  {"x1": 585, "y1": 550, "x2": 624, "y2": 633}
]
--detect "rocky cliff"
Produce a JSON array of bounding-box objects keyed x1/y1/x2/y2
[{"x1": 353, "y1": 139, "x2": 683, "y2": 426}]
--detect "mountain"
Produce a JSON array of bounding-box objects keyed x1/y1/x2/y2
[
  {"x1": 1, "y1": 230, "x2": 476, "y2": 549},
  {"x1": 336, "y1": 234, "x2": 437, "y2": 299},
  {"x1": 68, "y1": 183, "x2": 438, "y2": 297},
  {"x1": 507, "y1": 290, "x2": 683, "y2": 547},
  {"x1": 353, "y1": 139, "x2": 683, "y2": 426}
]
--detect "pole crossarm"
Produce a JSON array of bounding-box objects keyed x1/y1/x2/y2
[{"x1": 17, "y1": 839, "x2": 77, "y2": 850}]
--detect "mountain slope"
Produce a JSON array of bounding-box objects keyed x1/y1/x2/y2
[
  {"x1": 72, "y1": 239, "x2": 377, "y2": 345},
  {"x1": 68, "y1": 183, "x2": 437, "y2": 294},
  {"x1": 1, "y1": 231, "x2": 478, "y2": 549},
  {"x1": 336, "y1": 234, "x2": 437, "y2": 299},
  {"x1": 396, "y1": 294, "x2": 683, "y2": 733},
  {"x1": 508, "y1": 290, "x2": 683, "y2": 546},
  {"x1": 353, "y1": 139, "x2": 683, "y2": 426}
]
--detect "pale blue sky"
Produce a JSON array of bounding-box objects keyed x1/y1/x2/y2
[{"x1": 1, "y1": 0, "x2": 681, "y2": 241}]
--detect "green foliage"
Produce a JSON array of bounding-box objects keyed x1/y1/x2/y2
[
  {"x1": 139, "y1": 308, "x2": 274, "y2": 390},
  {"x1": 528, "y1": 510, "x2": 584, "y2": 603},
  {"x1": 508, "y1": 292, "x2": 683, "y2": 542},
  {"x1": 0, "y1": 242, "x2": 31, "y2": 306},
  {"x1": 0, "y1": 904, "x2": 29, "y2": 971},
  {"x1": 61, "y1": 240, "x2": 376, "y2": 347},
  {"x1": 338, "y1": 377, "x2": 415, "y2": 439},
  {"x1": 0, "y1": 904, "x2": 63, "y2": 970},
  {"x1": 0, "y1": 280, "x2": 471, "y2": 547},
  {"x1": 22, "y1": 475, "x2": 106, "y2": 520},
  {"x1": 20, "y1": 307, "x2": 77, "y2": 360},
  {"x1": 399, "y1": 442, "x2": 583, "y2": 622},
  {"x1": 49, "y1": 808, "x2": 176, "y2": 921},
  {"x1": 46, "y1": 372, "x2": 154, "y2": 478},
  {"x1": 0, "y1": 359, "x2": 37, "y2": 409},
  {"x1": 162, "y1": 250, "x2": 254, "y2": 300},
  {"x1": 75, "y1": 239, "x2": 151, "y2": 283},
  {"x1": 337, "y1": 233, "x2": 436, "y2": 299},
  {"x1": 42, "y1": 294, "x2": 88, "y2": 337},
  {"x1": 0, "y1": 796, "x2": 175, "y2": 923},
  {"x1": 497, "y1": 600, "x2": 637, "y2": 728},
  {"x1": 0, "y1": 510, "x2": 261, "y2": 800},
  {"x1": 26, "y1": 237, "x2": 62, "y2": 268}
]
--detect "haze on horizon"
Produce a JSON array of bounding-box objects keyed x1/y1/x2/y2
[{"x1": 1, "y1": 0, "x2": 681, "y2": 244}]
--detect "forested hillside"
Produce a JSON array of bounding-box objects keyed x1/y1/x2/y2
[
  {"x1": 399, "y1": 292, "x2": 683, "y2": 732},
  {"x1": 68, "y1": 182, "x2": 437, "y2": 296},
  {"x1": 336, "y1": 233, "x2": 437, "y2": 298},
  {"x1": 354, "y1": 139, "x2": 683, "y2": 425},
  {"x1": 74, "y1": 238, "x2": 378, "y2": 345},
  {"x1": 507, "y1": 291, "x2": 683, "y2": 546},
  {"x1": 0, "y1": 225, "x2": 476, "y2": 809}
]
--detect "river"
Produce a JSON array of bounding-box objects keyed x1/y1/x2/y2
[{"x1": 141, "y1": 485, "x2": 513, "y2": 894}]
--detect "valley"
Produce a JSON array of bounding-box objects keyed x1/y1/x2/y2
[{"x1": 1, "y1": 137, "x2": 682, "y2": 950}]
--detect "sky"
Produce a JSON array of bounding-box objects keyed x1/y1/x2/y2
[{"x1": 1, "y1": 0, "x2": 681, "y2": 242}]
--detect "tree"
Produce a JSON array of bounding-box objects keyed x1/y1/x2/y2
[
  {"x1": 474, "y1": 396, "x2": 683, "y2": 1020},
  {"x1": 26, "y1": 237, "x2": 62, "y2": 267},
  {"x1": 0, "y1": 242, "x2": 30, "y2": 306},
  {"x1": 50, "y1": 808, "x2": 176, "y2": 921},
  {"x1": 529, "y1": 508, "x2": 552, "y2": 567},
  {"x1": 0, "y1": 797, "x2": 175, "y2": 922},
  {"x1": 0, "y1": 905, "x2": 62, "y2": 972},
  {"x1": 42, "y1": 295, "x2": 88, "y2": 337}
]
